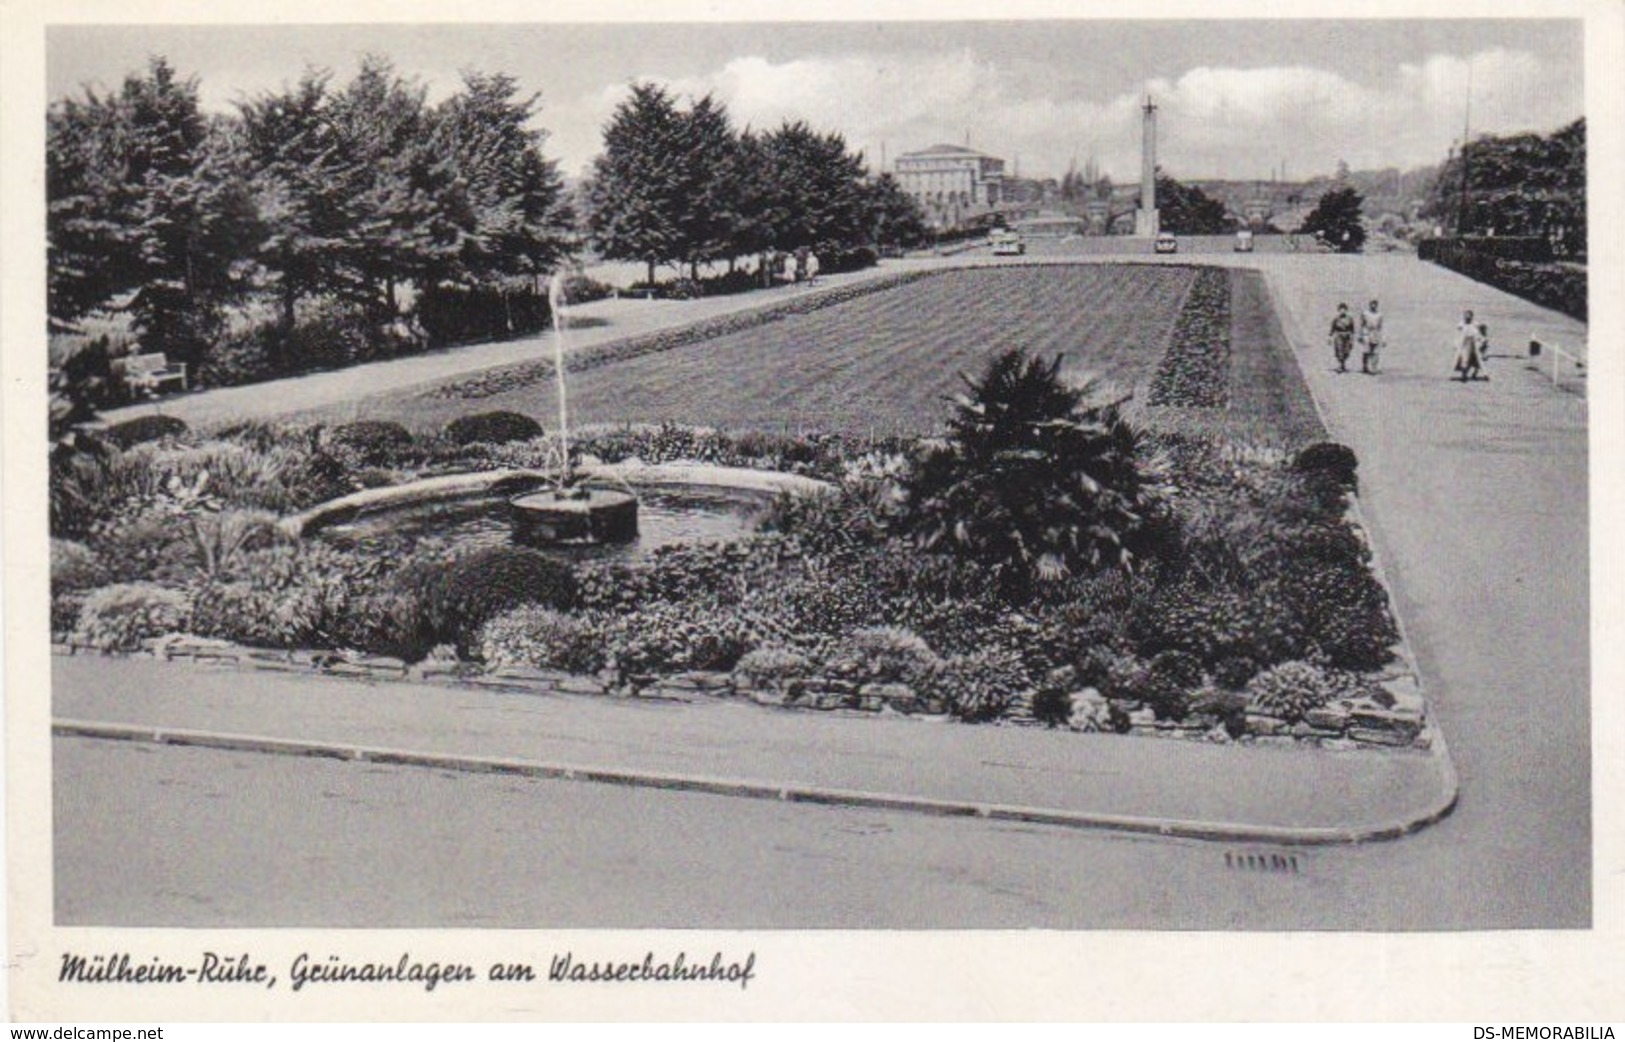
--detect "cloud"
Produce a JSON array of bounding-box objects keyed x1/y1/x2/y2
[{"x1": 546, "y1": 45, "x2": 1579, "y2": 183}]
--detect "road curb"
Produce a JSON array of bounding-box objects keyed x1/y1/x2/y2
[{"x1": 54, "y1": 717, "x2": 1459, "y2": 847}]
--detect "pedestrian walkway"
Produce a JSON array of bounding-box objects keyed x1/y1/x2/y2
[
  {"x1": 1248, "y1": 252, "x2": 1591, "y2": 926},
  {"x1": 52, "y1": 654, "x2": 1454, "y2": 844}
]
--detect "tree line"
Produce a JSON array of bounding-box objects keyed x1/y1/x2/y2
[
  {"x1": 588, "y1": 82, "x2": 926, "y2": 286},
  {"x1": 49, "y1": 56, "x2": 574, "y2": 374},
  {"x1": 1421, "y1": 117, "x2": 1585, "y2": 256},
  {"x1": 48, "y1": 58, "x2": 930, "y2": 390}
]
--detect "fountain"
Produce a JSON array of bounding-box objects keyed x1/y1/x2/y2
[{"x1": 508, "y1": 267, "x2": 640, "y2": 546}]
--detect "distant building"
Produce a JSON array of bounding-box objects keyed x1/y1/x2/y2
[{"x1": 895, "y1": 144, "x2": 1006, "y2": 230}]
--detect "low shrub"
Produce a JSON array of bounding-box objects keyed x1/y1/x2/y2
[
  {"x1": 51, "y1": 539, "x2": 109, "y2": 594},
  {"x1": 603, "y1": 600, "x2": 756, "y2": 676},
  {"x1": 431, "y1": 547, "x2": 580, "y2": 657},
  {"x1": 1278, "y1": 560, "x2": 1397, "y2": 672},
  {"x1": 1246, "y1": 660, "x2": 1339, "y2": 723},
  {"x1": 733, "y1": 645, "x2": 814, "y2": 689},
  {"x1": 561, "y1": 274, "x2": 615, "y2": 306},
  {"x1": 72, "y1": 582, "x2": 190, "y2": 651},
  {"x1": 1292, "y1": 442, "x2": 1358, "y2": 490},
  {"x1": 1143, "y1": 649, "x2": 1205, "y2": 721},
  {"x1": 417, "y1": 284, "x2": 550, "y2": 347},
  {"x1": 1423, "y1": 241, "x2": 1586, "y2": 321},
  {"x1": 1212, "y1": 654, "x2": 1261, "y2": 690},
  {"x1": 937, "y1": 647, "x2": 1032, "y2": 723},
  {"x1": 91, "y1": 510, "x2": 197, "y2": 586},
  {"x1": 106, "y1": 438, "x2": 349, "y2": 515},
  {"x1": 189, "y1": 542, "x2": 357, "y2": 650},
  {"x1": 443, "y1": 411, "x2": 544, "y2": 447},
  {"x1": 757, "y1": 484, "x2": 892, "y2": 553},
  {"x1": 1129, "y1": 582, "x2": 1306, "y2": 668},
  {"x1": 326, "y1": 421, "x2": 415, "y2": 468},
  {"x1": 578, "y1": 537, "x2": 795, "y2": 613},
  {"x1": 342, "y1": 583, "x2": 441, "y2": 664},
  {"x1": 1096, "y1": 650, "x2": 1152, "y2": 703},
  {"x1": 816, "y1": 244, "x2": 879, "y2": 275},
  {"x1": 820, "y1": 626, "x2": 942, "y2": 688},
  {"x1": 1031, "y1": 685, "x2": 1075, "y2": 728},
  {"x1": 52, "y1": 590, "x2": 86, "y2": 635},
  {"x1": 102, "y1": 414, "x2": 188, "y2": 450},
  {"x1": 477, "y1": 605, "x2": 608, "y2": 674},
  {"x1": 290, "y1": 299, "x2": 423, "y2": 368}
]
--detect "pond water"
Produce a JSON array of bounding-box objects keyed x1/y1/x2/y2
[{"x1": 316, "y1": 483, "x2": 768, "y2": 562}]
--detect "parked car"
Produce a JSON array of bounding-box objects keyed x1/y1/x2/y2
[
  {"x1": 1234, "y1": 230, "x2": 1255, "y2": 252},
  {"x1": 1154, "y1": 232, "x2": 1178, "y2": 254}
]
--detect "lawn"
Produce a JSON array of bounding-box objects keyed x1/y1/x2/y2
[{"x1": 334, "y1": 265, "x2": 1201, "y2": 438}]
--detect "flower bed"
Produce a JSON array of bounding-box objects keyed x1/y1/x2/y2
[
  {"x1": 1147, "y1": 266, "x2": 1231, "y2": 408},
  {"x1": 49, "y1": 347, "x2": 1425, "y2": 751}
]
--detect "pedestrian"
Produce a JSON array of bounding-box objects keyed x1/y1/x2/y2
[
  {"x1": 1358, "y1": 299, "x2": 1385, "y2": 374},
  {"x1": 805, "y1": 248, "x2": 820, "y2": 286},
  {"x1": 1453, "y1": 308, "x2": 1485, "y2": 382},
  {"x1": 1329, "y1": 303, "x2": 1356, "y2": 373}
]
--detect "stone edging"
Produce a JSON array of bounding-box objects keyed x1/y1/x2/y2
[{"x1": 50, "y1": 634, "x2": 1440, "y2": 754}]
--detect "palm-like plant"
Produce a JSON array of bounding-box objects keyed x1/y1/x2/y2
[{"x1": 899, "y1": 349, "x2": 1147, "y2": 597}]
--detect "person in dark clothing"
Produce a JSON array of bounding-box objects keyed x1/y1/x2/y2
[{"x1": 1329, "y1": 303, "x2": 1357, "y2": 373}]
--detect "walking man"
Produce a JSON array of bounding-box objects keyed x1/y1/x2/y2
[
  {"x1": 1329, "y1": 303, "x2": 1357, "y2": 373},
  {"x1": 1453, "y1": 308, "x2": 1485, "y2": 382},
  {"x1": 1358, "y1": 299, "x2": 1385, "y2": 374}
]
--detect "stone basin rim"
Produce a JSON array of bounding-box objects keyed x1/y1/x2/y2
[{"x1": 280, "y1": 460, "x2": 834, "y2": 538}]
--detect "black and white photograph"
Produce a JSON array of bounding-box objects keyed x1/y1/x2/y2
[{"x1": 5, "y1": 0, "x2": 1623, "y2": 1023}]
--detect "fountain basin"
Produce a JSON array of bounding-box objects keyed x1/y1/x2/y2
[
  {"x1": 297, "y1": 463, "x2": 831, "y2": 563},
  {"x1": 510, "y1": 487, "x2": 639, "y2": 545}
]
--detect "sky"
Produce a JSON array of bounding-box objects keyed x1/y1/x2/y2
[{"x1": 46, "y1": 19, "x2": 1585, "y2": 184}]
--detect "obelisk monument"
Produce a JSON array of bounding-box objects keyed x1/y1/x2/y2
[{"x1": 1134, "y1": 94, "x2": 1160, "y2": 238}]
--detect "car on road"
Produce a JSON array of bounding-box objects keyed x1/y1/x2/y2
[
  {"x1": 1154, "y1": 232, "x2": 1178, "y2": 254},
  {"x1": 1234, "y1": 229, "x2": 1255, "y2": 252},
  {"x1": 990, "y1": 230, "x2": 1026, "y2": 256}
]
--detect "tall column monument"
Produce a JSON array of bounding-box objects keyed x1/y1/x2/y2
[{"x1": 1134, "y1": 94, "x2": 1160, "y2": 238}]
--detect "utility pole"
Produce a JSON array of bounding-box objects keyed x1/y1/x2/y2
[{"x1": 1457, "y1": 58, "x2": 1474, "y2": 235}]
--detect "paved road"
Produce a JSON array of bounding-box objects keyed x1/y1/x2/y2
[
  {"x1": 45, "y1": 735, "x2": 1433, "y2": 929},
  {"x1": 1256, "y1": 253, "x2": 1590, "y2": 928}
]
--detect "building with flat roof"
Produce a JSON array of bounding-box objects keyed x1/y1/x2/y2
[{"x1": 894, "y1": 144, "x2": 1006, "y2": 230}]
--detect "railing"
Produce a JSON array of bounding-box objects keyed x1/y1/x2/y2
[{"x1": 1528, "y1": 338, "x2": 1586, "y2": 395}]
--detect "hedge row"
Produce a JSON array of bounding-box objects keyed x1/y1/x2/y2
[{"x1": 1423, "y1": 241, "x2": 1586, "y2": 322}]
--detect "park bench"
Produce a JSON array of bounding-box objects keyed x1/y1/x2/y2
[{"x1": 123, "y1": 352, "x2": 188, "y2": 397}]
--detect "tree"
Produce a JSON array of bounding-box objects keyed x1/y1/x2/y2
[
  {"x1": 863, "y1": 173, "x2": 929, "y2": 250},
  {"x1": 756, "y1": 120, "x2": 869, "y2": 251},
  {"x1": 1421, "y1": 119, "x2": 1585, "y2": 250},
  {"x1": 1155, "y1": 171, "x2": 1234, "y2": 235},
  {"x1": 47, "y1": 58, "x2": 257, "y2": 364},
  {"x1": 430, "y1": 70, "x2": 573, "y2": 285},
  {"x1": 898, "y1": 349, "x2": 1149, "y2": 598},
  {"x1": 588, "y1": 83, "x2": 689, "y2": 285},
  {"x1": 48, "y1": 89, "x2": 139, "y2": 332},
  {"x1": 675, "y1": 94, "x2": 744, "y2": 278},
  {"x1": 325, "y1": 56, "x2": 464, "y2": 314},
  {"x1": 1299, "y1": 185, "x2": 1367, "y2": 252},
  {"x1": 236, "y1": 68, "x2": 360, "y2": 340}
]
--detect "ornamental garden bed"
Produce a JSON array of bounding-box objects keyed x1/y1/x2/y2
[{"x1": 50, "y1": 264, "x2": 1430, "y2": 751}]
